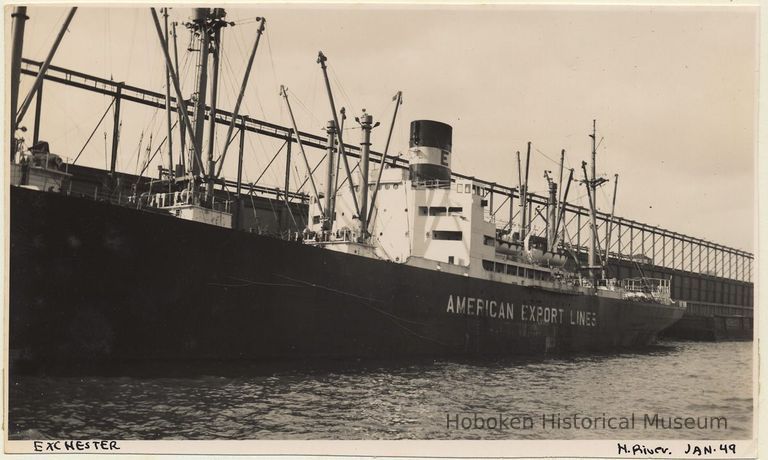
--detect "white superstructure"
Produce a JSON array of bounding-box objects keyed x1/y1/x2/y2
[{"x1": 302, "y1": 118, "x2": 674, "y2": 305}]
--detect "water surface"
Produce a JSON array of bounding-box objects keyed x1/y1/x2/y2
[{"x1": 9, "y1": 340, "x2": 752, "y2": 440}]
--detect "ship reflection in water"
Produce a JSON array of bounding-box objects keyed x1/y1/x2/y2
[{"x1": 9, "y1": 341, "x2": 751, "y2": 440}]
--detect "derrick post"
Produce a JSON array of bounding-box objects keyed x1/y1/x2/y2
[
  {"x1": 489, "y1": 186, "x2": 495, "y2": 220},
  {"x1": 323, "y1": 120, "x2": 336, "y2": 231},
  {"x1": 162, "y1": 8, "x2": 174, "y2": 177},
  {"x1": 236, "y1": 123, "x2": 244, "y2": 198},
  {"x1": 576, "y1": 212, "x2": 581, "y2": 255},
  {"x1": 356, "y1": 110, "x2": 374, "y2": 240},
  {"x1": 235, "y1": 123, "x2": 245, "y2": 229},
  {"x1": 171, "y1": 20, "x2": 185, "y2": 170},
  {"x1": 206, "y1": 30, "x2": 221, "y2": 197},
  {"x1": 285, "y1": 130, "x2": 293, "y2": 202},
  {"x1": 10, "y1": 6, "x2": 28, "y2": 161},
  {"x1": 109, "y1": 83, "x2": 124, "y2": 176},
  {"x1": 33, "y1": 81, "x2": 43, "y2": 145},
  {"x1": 508, "y1": 190, "x2": 514, "y2": 232},
  {"x1": 546, "y1": 178, "x2": 557, "y2": 250}
]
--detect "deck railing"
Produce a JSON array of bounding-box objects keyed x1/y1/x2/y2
[{"x1": 138, "y1": 190, "x2": 232, "y2": 214}]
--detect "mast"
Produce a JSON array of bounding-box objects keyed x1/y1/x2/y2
[
  {"x1": 188, "y1": 8, "x2": 211, "y2": 178},
  {"x1": 205, "y1": 19, "x2": 223, "y2": 197},
  {"x1": 581, "y1": 161, "x2": 597, "y2": 274},
  {"x1": 10, "y1": 6, "x2": 28, "y2": 161},
  {"x1": 162, "y1": 8, "x2": 174, "y2": 177},
  {"x1": 584, "y1": 119, "x2": 608, "y2": 279},
  {"x1": 323, "y1": 120, "x2": 336, "y2": 231}
]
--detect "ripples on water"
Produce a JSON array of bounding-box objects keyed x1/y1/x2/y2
[{"x1": 9, "y1": 341, "x2": 752, "y2": 440}]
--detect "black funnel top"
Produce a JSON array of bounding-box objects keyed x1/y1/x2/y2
[{"x1": 409, "y1": 120, "x2": 452, "y2": 152}]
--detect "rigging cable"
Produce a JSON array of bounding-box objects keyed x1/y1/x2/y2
[
  {"x1": 289, "y1": 90, "x2": 323, "y2": 128},
  {"x1": 265, "y1": 29, "x2": 279, "y2": 95},
  {"x1": 72, "y1": 97, "x2": 116, "y2": 165},
  {"x1": 221, "y1": 50, "x2": 281, "y2": 186},
  {"x1": 253, "y1": 140, "x2": 288, "y2": 184},
  {"x1": 329, "y1": 65, "x2": 356, "y2": 116},
  {"x1": 534, "y1": 147, "x2": 561, "y2": 167}
]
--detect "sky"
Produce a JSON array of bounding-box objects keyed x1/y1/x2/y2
[{"x1": 10, "y1": 4, "x2": 758, "y2": 252}]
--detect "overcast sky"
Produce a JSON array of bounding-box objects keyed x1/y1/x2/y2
[{"x1": 12, "y1": 4, "x2": 757, "y2": 251}]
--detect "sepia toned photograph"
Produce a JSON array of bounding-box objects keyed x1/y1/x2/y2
[{"x1": 5, "y1": 2, "x2": 757, "y2": 456}]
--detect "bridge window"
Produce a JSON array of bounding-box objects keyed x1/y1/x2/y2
[
  {"x1": 495, "y1": 263, "x2": 505, "y2": 273},
  {"x1": 429, "y1": 207, "x2": 447, "y2": 216},
  {"x1": 457, "y1": 184, "x2": 463, "y2": 193},
  {"x1": 312, "y1": 216, "x2": 321, "y2": 225},
  {"x1": 449, "y1": 207, "x2": 463, "y2": 216},
  {"x1": 418, "y1": 206, "x2": 428, "y2": 216},
  {"x1": 433, "y1": 230, "x2": 463, "y2": 240},
  {"x1": 482, "y1": 260, "x2": 494, "y2": 271},
  {"x1": 465, "y1": 184, "x2": 471, "y2": 193},
  {"x1": 507, "y1": 265, "x2": 518, "y2": 276},
  {"x1": 484, "y1": 236, "x2": 495, "y2": 246}
]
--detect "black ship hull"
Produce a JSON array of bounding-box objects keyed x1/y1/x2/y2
[{"x1": 9, "y1": 186, "x2": 684, "y2": 372}]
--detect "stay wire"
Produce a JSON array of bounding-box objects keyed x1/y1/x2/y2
[{"x1": 72, "y1": 98, "x2": 116, "y2": 165}]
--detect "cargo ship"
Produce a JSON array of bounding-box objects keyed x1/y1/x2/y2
[{"x1": 7, "y1": 7, "x2": 685, "y2": 372}]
